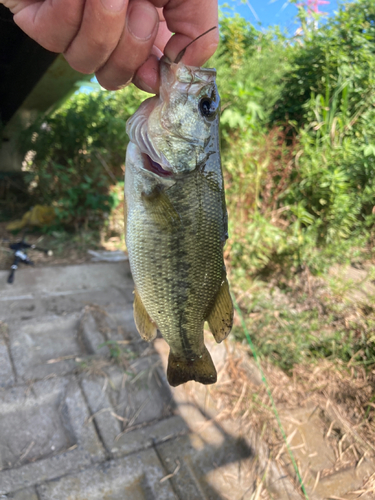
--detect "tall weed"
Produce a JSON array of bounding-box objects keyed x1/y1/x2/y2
[{"x1": 221, "y1": 0, "x2": 375, "y2": 277}]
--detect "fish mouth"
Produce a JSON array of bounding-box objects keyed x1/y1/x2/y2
[{"x1": 142, "y1": 154, "x2": 174, "y2": 178}]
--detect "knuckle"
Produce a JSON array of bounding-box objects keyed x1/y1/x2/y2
[
  {"x1": 120, "y1": 48, "x2": 149, "y2": 73},
  {"x1": 62, "y1": 10, "x2": 82, "y2": 34},
  {"x1": 113, "y1": 55, "x2": 137, "y2": 74},
  {"x1": 96, "y1": 64, "x2": 133, "y2": 90},
  {"x1": 36, "y1": 37, "x2": 66, "y2": 53},
  {"x1": 88, "y1": 34, "x2": 113, "y2": 55},
  {"x1": 63, "y1": 54, "x2": 94, "y2": 75}
]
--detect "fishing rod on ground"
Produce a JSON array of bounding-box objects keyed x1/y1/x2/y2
[{"x1": 5, "y1": 228, "x2": 53, "y2": 284}]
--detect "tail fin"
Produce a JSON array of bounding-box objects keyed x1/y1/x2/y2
[{"x1": 167, "y1": 346, "x2": 217, "y2": 387}]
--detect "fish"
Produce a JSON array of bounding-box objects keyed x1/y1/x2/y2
[{"x1": 124, "y1": 52, "x2": 233, "y2": 387}]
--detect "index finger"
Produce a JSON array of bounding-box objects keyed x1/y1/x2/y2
[{"x1": 150, "y1": 0, "x2": 219, "y2": 66}]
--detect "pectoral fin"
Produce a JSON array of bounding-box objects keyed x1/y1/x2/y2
[
  {"x1": 167, "y1": 346, "x2": 217, "y2": 387},
  {"x1": 133, "y1": 289, "x2": 157, "y2": 342},
  {"x1": 207, "y1": 278, "x2": 234, "y2": 343},
  {"x1": 142, "y1": 186, "x2": 181, "y2": 230}
]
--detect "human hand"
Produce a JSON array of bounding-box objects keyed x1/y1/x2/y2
[{"x1": 1, "y1": 0, "x2": 219, "y2": 93}]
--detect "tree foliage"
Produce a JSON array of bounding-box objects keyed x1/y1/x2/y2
[
  {"x1": 19, "y1": 0, "x2": 375, "y2": 274},
  {"x1": 272, "y1": 0, "x2": 375, "y2": 127},
  {"x1": 20, "y1": 86, "x2": 146, "y2": 228},
  {"x1": 215, "y1": 0, "x2": 375, "y2": 275}
]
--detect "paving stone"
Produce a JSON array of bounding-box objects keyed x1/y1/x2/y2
[
  {"x1": 0, "y1": 262, "x2": 132, "y2": 300},
  {"x1": 0, "y1": 344, "x2": 14, "y2": 388},
  {"x1": 0, "y1": 262, "x2": 134, "y2": 321},
  {"x1": 156, "y1": 430, "x2": 257, "y2": 499},
  {"x1": 79, "y1": 309, "x2": 110, "y2": 356},
  {"x1": 8, "y1": 313, "x2": 83, "y2": 381},
  {"x1": 0, "y1": 261, "x2": 307, "y2": 499},
  {"x1": 8, "y1": 307, "x2": 142, "y2": 382},
  {"x1": 41, "y1": 285, "x2": 134, "y2": 317},
  {"x1": 155, "y1": 339, "x2": 261, "y2": 498},
  {"x1": 80, "y1": 359, "x2": 187, "y2": 457},
  {"x1": 0, "y1": 298, "x2": 45, "y2": 324},
  {"x1": 0, "y1": 326, "x2": 14, "y2": 388},
  {"x1": 0, "y1": 286, "x2": 134, "y2": 322},
  {"x1": 314, "y1": 459, "x2": 375, "y2": 498},
  {"x1": 0, "y1": 377, "x2": 105, "y2": 494},
  {"x1": 79, "y1": 305, "x2": 139, "y2": 357},
  {"x1": 1, "y1": 487, "x2": 39, "y2": 499},
  {"x1": 37, "y1": 449, "x2": 177, "y2": 500},
  {"x1": 329, "y1": 264, "x2": 375, "y2": 305},
  {"x1": 110, "y1": 309, "x2": 145, "y2": 346},
  {"x1": 280, "y1": 406, "x2": 336, "y2": 473}
]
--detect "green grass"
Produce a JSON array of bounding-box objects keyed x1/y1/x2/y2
[{"x1": 232, "y1": 269, "x2": 375, "y2": 373}]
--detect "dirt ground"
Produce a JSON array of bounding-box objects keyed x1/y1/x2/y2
[
  {"x1": 0, "y1": 219, "x2": 126, "y2": 272},
  {"x1": 0, "y1": 182, "x2": 126, "y2": 272},
  {"x1": 211, "y1": 346, "x2": 375, "y2": 498}
]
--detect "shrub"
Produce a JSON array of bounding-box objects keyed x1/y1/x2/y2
[{"x1": 20, "y1": 86, "x2": 147, "y2": 229}]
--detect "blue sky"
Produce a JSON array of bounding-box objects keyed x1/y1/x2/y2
[{"x1": 219, "y1": 0, "x2": 340, "y2": 29}]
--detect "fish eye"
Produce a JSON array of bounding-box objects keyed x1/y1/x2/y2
[{"x1": 199, "y1": 96, "x2": 218, "y2": 120}]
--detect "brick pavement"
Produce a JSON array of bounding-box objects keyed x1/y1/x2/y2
[
  {"x1": 2, "y1": 261, "x2": 369, "y2": 499},
  {"x1": 0, "y1": 262, "x2": 287, "y2": 499}
]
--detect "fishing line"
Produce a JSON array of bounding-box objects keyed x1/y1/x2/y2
[
  {"x1": 174, "y1": 26, "x2": 217, "y2": 64},
  {"x1": 230, "y1": 292, "x2": 309, "y2": 499}
]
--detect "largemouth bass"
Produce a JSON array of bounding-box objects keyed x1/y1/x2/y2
[{"x1": 124, "y1": 55, "x2": 233, "y2": 387}]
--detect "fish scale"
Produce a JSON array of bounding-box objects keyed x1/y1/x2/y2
[
  {"x1": 125, "y1": 57, "x2": 233, "y2": 386},
  {"x1": 128, "y1": 168, "x2": 222, "y2": 345}
]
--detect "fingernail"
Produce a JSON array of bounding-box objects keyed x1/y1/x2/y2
[
  {"x1": 101, "y1": 0, "x2": 126, "y2": 12},
  {"x1": 132, "y1": 76, "x2": 155, "y2": 94},
  {"x1": 127, "y1": 1, "x2": 157, "y2": 40}
]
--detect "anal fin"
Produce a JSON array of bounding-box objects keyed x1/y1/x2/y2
[
  {"x1": 167, "y1": 346, "x2": 217, "y2": 387},
  {"x1": 133, "y1": 289, "x2": 157, "y2": 342},
  {"x1": 207, "y1": 277, "x2": 234, "y2": 343}
]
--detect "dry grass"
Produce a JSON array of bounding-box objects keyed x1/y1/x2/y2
[
  {"x1": 205, "y1": 261, "x2": 375, "y2": 496},
  {"x1": 351, "y1": 472, "x2": 375, "y2": 497},
  {"x1": 210, "y1": 346, "x2": 375, "y2": 497}
]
